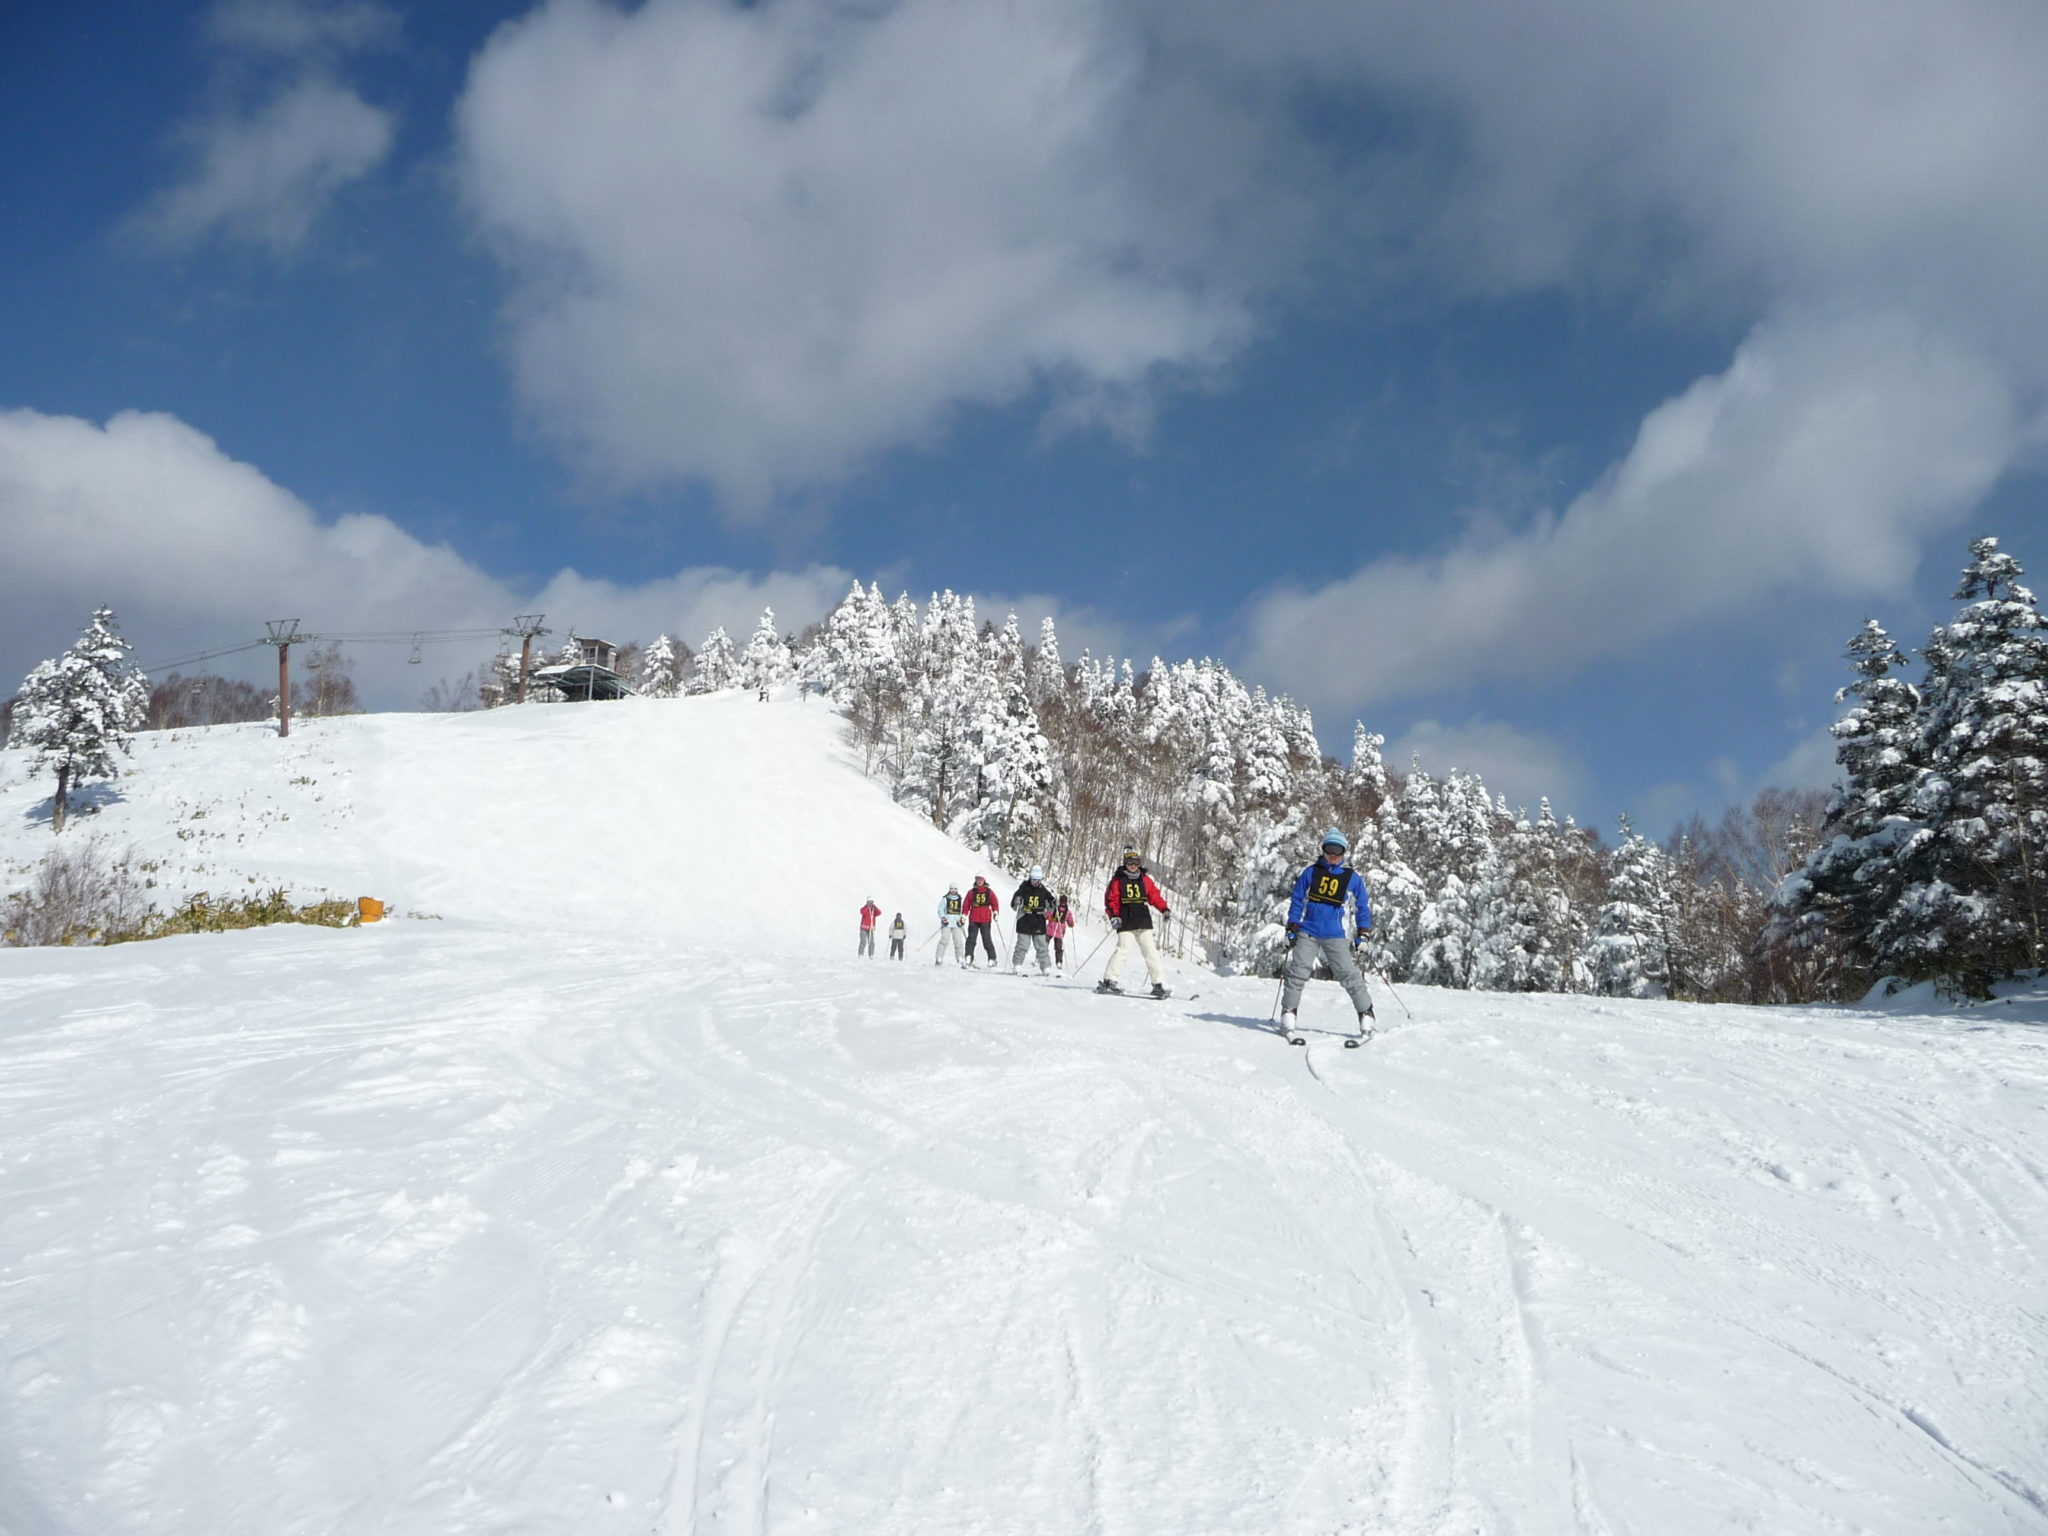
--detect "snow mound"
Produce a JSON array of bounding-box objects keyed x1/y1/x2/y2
[{"x1": 2, "y1": 694, "x2": 987, "y2": 944}]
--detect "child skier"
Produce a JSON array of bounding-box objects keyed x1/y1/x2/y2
[
  {"x1": 1010, "y1": 866, "x2": 1056, "y2": 975},
  {"x1": 1098, "y1": 848, "x2": 1171, "y2": 998},
  {"x1": 1047, "y1": 895, "x2": 1074, "y2": 975},
  {"x1": 888, "y1": 913, "x2": 907, "y2": 960},
  {"x1": 935, "y1": 885, "x2": 967, "y2": 966},
  {"x1": 1279, "y1": 827, "x2": 1376, "y2": 1044},
  {"x1": 963, "y1": 875, "x2": 1001, "y2": 966},
  {"x1": 858, "y1": 898, "x2": 882, "y2": 957}
]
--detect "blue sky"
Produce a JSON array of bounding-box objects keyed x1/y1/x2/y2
[{"x1": 5, "y1": 0, "x2": 2048, "y2": 837}]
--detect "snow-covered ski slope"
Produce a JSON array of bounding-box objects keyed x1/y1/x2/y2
[{"x1": 2, "y1": 696, "x2": 2045, "y2": 1536}]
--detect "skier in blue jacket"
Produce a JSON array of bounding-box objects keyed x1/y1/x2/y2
[{"x1": 1279, "y1": 827, "x2": 1376, "y2": 1042}]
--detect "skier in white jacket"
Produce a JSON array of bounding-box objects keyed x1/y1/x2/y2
[{"x1": 934, "y1": 885, "x2": 967, "y2": 967}]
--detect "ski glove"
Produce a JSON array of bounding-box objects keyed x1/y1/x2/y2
[{"x1": 1110, "y1": 917, "x2": 1121, "y2": 930}]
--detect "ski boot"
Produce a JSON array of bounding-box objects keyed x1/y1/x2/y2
[
  {"x1": 1095, "y1": 978, "x2": 1122, "y2": 995},
  {"x1": 1280, "y1": 1009, "x2": 1305, "y2": 1046},
  {"x1": 1151, "y1": 983, "x2": 1170, "y2": 1000},
  {"x1": 1348, "y1": 1008, "x2": 1376, "y2": 1048}
]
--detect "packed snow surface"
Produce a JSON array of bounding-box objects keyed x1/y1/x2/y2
[{"x1": 2, "y1": 697, "x2": 2044, "y2": 1534}]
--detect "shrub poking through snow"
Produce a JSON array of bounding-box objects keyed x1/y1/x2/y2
[
  {"x1": 3, "y1": 840, "x2": 358, "y2": 947},
  {"x1": 120, "y1": 890, "x2": 359, "y2": 941},
  {"x1": 1, "y1": 838, "x2": 152, "y2": 946}
]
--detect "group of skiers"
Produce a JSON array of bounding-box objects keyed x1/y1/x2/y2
[
  {"x1": 851, "y1": 828, "x2": 1379, "y2": 1041},
  {"x1": 930, "y1": 870, "x2": 1076, "y2": 975}
]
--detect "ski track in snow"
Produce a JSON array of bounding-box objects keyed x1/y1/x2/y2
[{"x1": 2, "y1": 697, "x2": 2046, "y2": 1534}]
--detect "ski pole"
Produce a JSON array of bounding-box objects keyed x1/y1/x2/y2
[
  {"x1": 1074, "y1": 927, "x2": 1112, "y2": 977},
  {"x1": 921, "y1": 924, "x2": 945, "y2": 952},
  {"x1": 1372, "y1": 968, "x2": 1413, "y2": 1020}
]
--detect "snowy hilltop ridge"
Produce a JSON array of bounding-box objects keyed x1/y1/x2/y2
[
  {"x1": 1, "y1": 692, "x2": 987, "y2": 945},
  {"x1": 1, "y1": 687, "x2": 2046, "y2": 1534}
]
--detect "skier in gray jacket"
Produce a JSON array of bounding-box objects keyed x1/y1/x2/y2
[{"x1": 1279, "y1": 828, "x2": 1376, "y2": 1042}]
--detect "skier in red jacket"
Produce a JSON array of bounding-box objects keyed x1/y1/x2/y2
[
  {"x1": 857, "y1": 899, "x2": 882, "y2": 958},
  {"x1": 963, "y1": 875, "x2": 1001, "y2": 967},
  {"x1": 1098, "y1": 847, "x2": 1170, "y2": 997}
]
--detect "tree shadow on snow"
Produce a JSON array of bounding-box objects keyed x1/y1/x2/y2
[{"x1": 18, "y1": 781, "x2": 125, "y2": 828}]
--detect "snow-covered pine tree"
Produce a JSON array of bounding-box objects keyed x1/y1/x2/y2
[
  {"x1": 689, "y1": 626, "x2": 740, "y2": 694},
  {"x1": 1344, "y1": 729, "x2": 1424, "y2": 980},
  {"x1": 961, "y1": 635, "x2": 1055, "y2": 867},
  {"x1": 1031, "y1": 615, "x2": 1065, "y2": 702},
  {"x1": 1588, "y1": 815, "x2": 1678, "y2": 998},
  {"x1": 834, "y1": 584, "x2": 907, "y2": 776},
  {"x1": 1410, "y1": 772, "x2": 1499, "y2": 990},
  {"x1": 899, "y1": 638, "x2": 980, "y2": 833},
  {"x1": 1879, "y1": 537, "x2": 2048, "y2": 991},
  {"x1": 1231, "y1": 805, "x2": 1309, "y2": 976},
  {"x1": 1471, "y1": 807, "x2": 1545, "y2": 992},
  {"x1": 739, "y1": 608, "x2": 793, "y2": 696},
  {"x1": 1523, "y1": 799, "x2": 1594, "y2": 992},
  {"x1": 8, "y1": 606, "x2": 150, "y2": 834},
  {"x1": 1775, "y1": 619, "x2": 1923, "y2": 978},
  {"x1": 479, "y1": 649, "x2": 523, "y2": 708},
  {"x1": 639, "y1": 633, "x2": 689, "y2": 699}
]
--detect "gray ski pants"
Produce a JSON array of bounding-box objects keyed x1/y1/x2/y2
[
  {"x1": 858, "y1": 927, "x2": 876, "y2": 956},
  {"x1": 1282, "y1": 932, "x2": 1376, "y2": 1017},
  {"x1": 1011, "y1": 930, "x2": 1051, "y2": 973},
  {"x1": 935, "y1": 923, "x2": 964, "y2": 965}
]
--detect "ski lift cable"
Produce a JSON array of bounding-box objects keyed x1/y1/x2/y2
[
  {"x1": 136, "y1": 624, "x2": 518, "y2": 674},
  {"x1": 135, "y1": 639, "x2": 272, "y2": 673}
]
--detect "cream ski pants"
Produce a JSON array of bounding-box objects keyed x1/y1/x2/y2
[
  {"x1": 935, "y1": 924, "x2": 964, "y2": 965},
  {"x1": 1281, "y1": 932, "x2": 1376, "y2": 1017},
  {"x1": 1104, "y1": 926, "x2": 1166, "y2": 987}
]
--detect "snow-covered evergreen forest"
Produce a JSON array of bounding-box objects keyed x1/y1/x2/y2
[
  {"x1": 563, "y1": 583, "x2": 1811, "y2": 1004},
  {"x1": 1779, "y1": 535, "x2": 2048, "y2": 998},
  {"x1": 24, "y1": 534, "x2": 2048, "y2": 1003}
]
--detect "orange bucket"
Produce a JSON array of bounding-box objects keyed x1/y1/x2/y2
[{"x1": 357, "y1": 897, "x2": 386, "y2": 924}]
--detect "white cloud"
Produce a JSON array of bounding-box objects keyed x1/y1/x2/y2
[
  {"x1": 137, "y1": 79, "x2": 395, "y2": 253},
  {"x1": 1387, "y1": 717, "x2": 1586, "y2": 820},
  {"x1": 452, "y1": 0, "x2": 1250, "y2": 506},
  {"x1": 1187, "y1": 0, "x2": 2048, "y2": 717},
  {"x1": 134, "y1": 0, "x2": 401, "y2": 254},
  {"x1": 0, "y1": 409, "x2": 851, "y2": 707},
  {"x1": 206, "y1": 0, "x2": 401, "y2": 58},
  {"x1": 1762, "y1": 730, "x2": 1841, "y2": 797},
  {"x1": 1242, "y1": 311, "x2": 2019, "y2": 720}
]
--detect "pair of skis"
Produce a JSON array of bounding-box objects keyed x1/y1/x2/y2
[{"x1": 1286, "y1": 1024, "x2": 1372, "y2": 1049}]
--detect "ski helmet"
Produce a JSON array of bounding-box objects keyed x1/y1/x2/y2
[
  {"x1": 1122, "y1": 846, "x2": 1142, "y2": 863},
  {"x1": 1321, "y1": 827, "x2": 1349, "y2": 853},
  {"x1": 1030, "y1": 865, "x2": 1044, "y2": 880},
  {"x1": 948, "y1": 883, "x2": 959, "y2": 892}
]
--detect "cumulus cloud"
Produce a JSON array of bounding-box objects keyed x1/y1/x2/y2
[
  {"x1": 136, "y1": 81, "x2": 395, "y2": 253},
  {"x1": 1387, "y1": 717, "x2": 1587, "y2": 820},
  {"x1": 0, "y1": 409, "x2": 853, "y2": 707},
  {"x1": 452, "y1": 0, "x2": 1251, "y2": 506},
  {"x1": 445, "y1": 0, "x2": 2048, "y2": 724},
  {"x1": 206, "y1": 0, "x2": 401, "y2": 58},
  {"x1": 1195, "y1": 0, "x2": 2048, "y2": 718},
  {"x1": 1245, "y1": 311, "x2": 2019, "y2": 719},
  {"x1": 134, "y1": 0, "x2": 400, "y2": 253}
]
